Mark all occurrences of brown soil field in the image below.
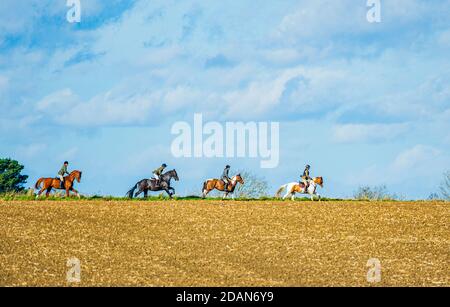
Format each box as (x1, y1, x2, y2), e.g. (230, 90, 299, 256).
(0, 200, 448, 287)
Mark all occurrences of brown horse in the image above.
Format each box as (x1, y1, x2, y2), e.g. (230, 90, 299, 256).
(202, 174, 244, 199)
(276, 177, 324, 201)
(35, 170, 83, 198)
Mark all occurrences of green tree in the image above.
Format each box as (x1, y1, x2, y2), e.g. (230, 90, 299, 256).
(0, 158, 29, 193)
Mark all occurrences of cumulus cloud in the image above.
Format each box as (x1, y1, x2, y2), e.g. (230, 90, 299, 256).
(1, 0, 450, 198)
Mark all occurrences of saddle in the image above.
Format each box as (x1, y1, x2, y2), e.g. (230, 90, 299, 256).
(151, 178, 163, 187)
(299, 181, 311, 191)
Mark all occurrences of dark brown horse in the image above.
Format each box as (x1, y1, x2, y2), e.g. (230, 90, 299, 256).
(35, 170, 83, 198)
(126, 169, 179, 199)
(202, 174, 244, 199)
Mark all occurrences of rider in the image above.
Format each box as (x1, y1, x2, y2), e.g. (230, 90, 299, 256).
(58, 161, 70, 189)
(301, 164, 312, 191)
(152, 163, 167, 186)
(222, 165, 231, 192)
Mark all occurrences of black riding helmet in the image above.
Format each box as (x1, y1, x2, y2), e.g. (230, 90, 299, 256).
(162, 163, 167, 167)
(225, 165, 231, 169)
(64, 161, 69, 165)
(305, 165, 310, 169)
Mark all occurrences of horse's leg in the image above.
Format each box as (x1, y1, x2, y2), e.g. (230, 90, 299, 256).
(202, 189, 209, 198)
(71, 188, 81, 199)
(135, 188, 143, 198)
(164, 188, 172, 198)
(291, 193, 296, 201)
(143, 190, 148, 199)
(46, 188, 52, 197)
(66, 187, 70, 197)
(222, 192, 228, 200)
(310, 190, 317, 201)
(37, 187, 46, 198)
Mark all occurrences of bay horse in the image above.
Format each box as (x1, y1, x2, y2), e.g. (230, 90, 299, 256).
(35, 170, 83, 198)
(276, 177, 324, 201)
(126, 169, 179, 199)
(202, 174, 244, 199)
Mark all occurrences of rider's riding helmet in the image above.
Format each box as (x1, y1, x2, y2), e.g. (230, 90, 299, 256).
(305, 164, 310, 169)
(64, 161, 69, 165)
(162, 163, 167, 167)
(225, 165, 231, 169)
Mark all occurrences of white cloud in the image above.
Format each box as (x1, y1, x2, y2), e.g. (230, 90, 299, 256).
(0, 76, 8, 98)
(36, 88, 79, 112)
(346, 144, 447, 187)
(391, 145, 441, 172)
(437, 29, 450, 47)
(17, 143, 47, 159)
(60, 147, 79, 161)
(333, 123, 409, 144)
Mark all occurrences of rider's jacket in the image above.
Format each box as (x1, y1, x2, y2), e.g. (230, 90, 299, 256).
(302, 168, 311, 180)
(221, 168, 230, 180)
(58, 165, 69, 176)
(153, 166, 166, 176)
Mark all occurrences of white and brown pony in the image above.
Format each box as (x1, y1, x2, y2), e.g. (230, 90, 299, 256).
(202, 174, 244, 199)
(276, 177, 324, 201)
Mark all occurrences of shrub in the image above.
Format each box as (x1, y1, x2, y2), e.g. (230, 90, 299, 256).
(353, 185, 398, 201)
(234, 170, 269, 199)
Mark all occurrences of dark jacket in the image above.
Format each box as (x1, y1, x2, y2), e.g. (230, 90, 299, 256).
(221, 168, 230, 180)
(302, 168, 311, 180)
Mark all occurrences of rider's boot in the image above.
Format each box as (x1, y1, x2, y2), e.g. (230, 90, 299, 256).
(60, 178, 64, 189)
(302, 180, 308, 192)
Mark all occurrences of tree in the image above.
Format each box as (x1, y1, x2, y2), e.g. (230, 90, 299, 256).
(428, 193, 440, 201)
(353, 185, 398, 201)
(0, 158, 28, 193)
(234, 170, 269, 199)
(440, 171, 450, 200)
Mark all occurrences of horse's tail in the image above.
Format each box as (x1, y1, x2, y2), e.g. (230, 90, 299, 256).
(201, 180, 210, 198)
(275, 184, 288, 198)
(126, 184, 138, 199)
(35, 178, 44, 189)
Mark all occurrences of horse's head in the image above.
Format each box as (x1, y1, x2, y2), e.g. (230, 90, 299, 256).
(172, 169, 179, 181)
(71, 170, 82, 183)
(235, 174, 244, 185)
(314, 177, 323, 187)
(164, 169, 179, 181)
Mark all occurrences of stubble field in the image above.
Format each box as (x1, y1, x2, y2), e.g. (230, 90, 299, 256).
(0, 200, 448, 287)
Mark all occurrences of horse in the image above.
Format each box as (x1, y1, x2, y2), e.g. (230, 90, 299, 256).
(126, 169, 179, 199)
(35, 170, 83, 198)
(276, 177, 324, 201)
(202, 174, 245, 199)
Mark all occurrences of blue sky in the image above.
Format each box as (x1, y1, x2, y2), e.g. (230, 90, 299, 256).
(1, 0, 449, 199)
